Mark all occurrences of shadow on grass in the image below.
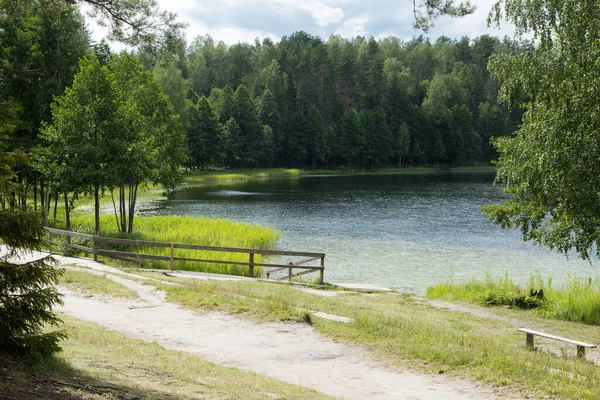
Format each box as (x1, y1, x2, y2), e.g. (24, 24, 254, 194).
(0, 350, 189, 400)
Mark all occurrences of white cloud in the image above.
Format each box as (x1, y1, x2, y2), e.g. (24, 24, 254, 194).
(207, 25, 280, 45)
(335, 15, 368, 38)
(296, 0, 344, 27)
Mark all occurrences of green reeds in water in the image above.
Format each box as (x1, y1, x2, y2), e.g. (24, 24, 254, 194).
(427, 270, 600, 326)
(58, 214, 280, 277)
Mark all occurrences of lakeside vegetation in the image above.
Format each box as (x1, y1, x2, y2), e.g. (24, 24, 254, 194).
(51, 214, 280, 276)
(180, 164, 495, 185)
(428, 271, 600, 326)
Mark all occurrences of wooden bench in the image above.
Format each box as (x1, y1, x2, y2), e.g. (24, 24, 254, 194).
(518, 328, 597, 357)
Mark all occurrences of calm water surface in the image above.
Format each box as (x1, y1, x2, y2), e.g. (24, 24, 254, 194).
(141, 172, 597, 293)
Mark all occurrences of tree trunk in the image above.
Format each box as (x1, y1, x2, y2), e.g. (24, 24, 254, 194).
(94, 184, 100, 261)
(127, 183, 138, 234)
(120, 185, 126, 233)
(33, 176, 37, 211)
(64, 192, 71, 256)
(40, 179, 45, 212)
(53, 194, 58, 220)
(43, 192, 51, 226)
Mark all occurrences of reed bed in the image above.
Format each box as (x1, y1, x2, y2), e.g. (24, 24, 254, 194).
(54, 214, 280, 276)
(427, 270, 600, 326)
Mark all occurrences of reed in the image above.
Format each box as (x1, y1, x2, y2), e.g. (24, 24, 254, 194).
(54, 214, 280, 276)
(427, 270, 600, 325)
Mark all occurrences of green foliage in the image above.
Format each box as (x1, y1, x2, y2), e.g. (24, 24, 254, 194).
(428, 271, 600, 326)
(340, 108, 364, 166)
(180, 32, 524, 170)
(187, 96, 221, 170)
(484, 0, 600, 259)
(40, 55, 122, 234)
(305, 106, 327, 169)
(0, 249, 65, 357)
(40, 53, 185, 234)
(233, 84, 262, 164)
(413, 1, 476, 32)
(82, 0, 184, 49)
(427, 271, 542, 309)
(0, 193, 65, 356)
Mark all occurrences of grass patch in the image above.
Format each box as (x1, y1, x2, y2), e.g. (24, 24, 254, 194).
(0, 315, 333, 399)
(132, 272, 600, 399)
(59, 269, 137, 299)
(51, 214, 280, 277)
(428, 271, 600, 326)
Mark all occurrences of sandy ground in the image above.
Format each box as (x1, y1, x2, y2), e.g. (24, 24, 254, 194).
(12, 250, 517, 400)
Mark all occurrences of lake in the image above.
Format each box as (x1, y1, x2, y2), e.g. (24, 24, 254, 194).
(141, 171, 597, 293)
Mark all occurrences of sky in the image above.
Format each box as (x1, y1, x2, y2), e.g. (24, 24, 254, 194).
(86, 0, 517, 48)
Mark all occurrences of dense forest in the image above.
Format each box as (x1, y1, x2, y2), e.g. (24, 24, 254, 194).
(176, 33, 530, 170)
(1, 2, 532, 186)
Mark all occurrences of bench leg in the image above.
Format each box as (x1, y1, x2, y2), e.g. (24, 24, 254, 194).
(577, 345, 585, 358)
(525, 333, 535, 350)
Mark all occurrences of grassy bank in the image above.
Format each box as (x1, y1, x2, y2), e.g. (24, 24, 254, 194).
(132, 273, 600, 399)
(181, 165, 495, 185)
(0, 316, 332, 400)
(52, 214, 280, 276)
(427, 271, 600, 326)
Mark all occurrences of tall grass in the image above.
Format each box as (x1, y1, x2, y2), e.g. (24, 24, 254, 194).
(53, 214, 280, 276)
(427, 270, 600, 325)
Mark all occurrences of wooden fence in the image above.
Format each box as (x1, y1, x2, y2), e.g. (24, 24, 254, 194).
(45, 227, 325, 284)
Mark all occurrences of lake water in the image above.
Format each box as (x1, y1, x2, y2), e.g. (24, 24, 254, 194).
(141, 172, 597, 293)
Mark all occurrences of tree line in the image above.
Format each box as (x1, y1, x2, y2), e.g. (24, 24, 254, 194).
(153, 32, 530, 170)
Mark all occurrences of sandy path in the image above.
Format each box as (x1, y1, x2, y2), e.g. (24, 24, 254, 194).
(17, 250, 512, 399)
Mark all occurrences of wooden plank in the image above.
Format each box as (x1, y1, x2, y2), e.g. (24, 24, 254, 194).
(169, 243, 175, 271)
(292, 256, 320, 266)
(171, 257, 324, 270)
(265, 265, 293, 274)
(45, 228, 94, 240)
(273, 269, 318, 281)
(319, 256, 325, 285)
(45, 227, 324, 258)
(95, 249, 171, 262)
(518, 328, 596, 348)
(173, 242, 324, 257)
(69, 243, 93, 253)
(249, 253, 254, 278)
(45, 228, 171, 248)
(291, 269, 319, 278)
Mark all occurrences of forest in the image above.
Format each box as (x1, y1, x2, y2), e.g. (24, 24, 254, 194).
(1, 2, 533, 186)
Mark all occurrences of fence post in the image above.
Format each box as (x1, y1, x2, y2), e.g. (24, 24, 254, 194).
(249, 253, 254, 278)
(289, 266, 292, 282)
(170, 243, 175, 271)
(65, 231, 72, 256)
(320, 256, 325, 285)
(93, 236, 98, 262)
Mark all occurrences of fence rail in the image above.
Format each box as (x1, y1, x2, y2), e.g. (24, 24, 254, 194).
(45, 227, 325, 284)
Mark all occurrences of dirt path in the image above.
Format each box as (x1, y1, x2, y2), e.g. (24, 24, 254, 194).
(20, 251, 513, 400)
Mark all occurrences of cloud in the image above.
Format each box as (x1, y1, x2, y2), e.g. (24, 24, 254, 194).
(296, 1, 344, 27)
(335, 15, 368, 38)
(84, 0, 518, 50)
